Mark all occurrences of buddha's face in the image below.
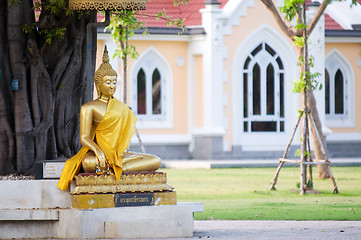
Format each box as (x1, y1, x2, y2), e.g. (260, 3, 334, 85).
(99, 75, 117, 97)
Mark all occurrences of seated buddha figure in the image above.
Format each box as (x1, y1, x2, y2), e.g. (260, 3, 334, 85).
(57, 46, 161, 191)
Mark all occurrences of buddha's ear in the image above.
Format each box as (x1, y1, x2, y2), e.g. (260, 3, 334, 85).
(96, 85, 101, 98)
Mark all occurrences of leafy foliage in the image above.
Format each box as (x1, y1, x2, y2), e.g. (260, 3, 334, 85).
(42, 28, 67, 44)
(43, 0, 73, 16)
(279, 1, 322, 94)
(281, 0, 358, 94)
(107, 10, 144, 60)
(280, 0, 304, 22)
(173, 0, 190, 6)
(293, 36, 304, 47)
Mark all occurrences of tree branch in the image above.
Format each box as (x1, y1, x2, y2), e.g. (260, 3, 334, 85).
(260, 0, 300, 38)
(307, 0, 328, 35)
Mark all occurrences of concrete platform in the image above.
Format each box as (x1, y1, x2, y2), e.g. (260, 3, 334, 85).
(0, 179, 203, 239)
(0, 179, 71, 209)
(0, 203, 203, 239)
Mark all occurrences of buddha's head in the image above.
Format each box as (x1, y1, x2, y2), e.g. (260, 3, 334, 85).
(94, 46, 118, 98)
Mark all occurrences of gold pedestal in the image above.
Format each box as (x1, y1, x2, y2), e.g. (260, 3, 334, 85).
(72, 172, 174, 194)
(71, 191, 177, 209)
(70, 172, 176, 209)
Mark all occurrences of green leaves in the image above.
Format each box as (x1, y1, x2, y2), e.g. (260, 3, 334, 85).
(173, 0, 190, 6)
(281, 0, 328, 95)
(114, 46, 139, 60)
(42, 27, 67, 44)
(8, 0, 20, 6)
(292, 68, 322, 94)
(293, 36, 304, 47)
(22, 24, 66, 45)
(107, 10, 144, 60)
(22, 24, 36, 34)
(44, 0, 73, 16)
(152, 8, 186, 28)
(33, 0, 41, 11)
(280, 0, 305, 22)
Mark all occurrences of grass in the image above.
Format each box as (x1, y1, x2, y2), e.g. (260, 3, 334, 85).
(163, 167, 361, 220)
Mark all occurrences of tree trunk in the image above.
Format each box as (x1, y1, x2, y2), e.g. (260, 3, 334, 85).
(7, 0, 35, 173)
(306, 90, 330, 178)
(0, 1, 95, 175)
(0, 1, 15, 174)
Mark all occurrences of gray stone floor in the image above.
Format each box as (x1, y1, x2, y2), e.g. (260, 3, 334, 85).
(29, 220, 361, 239)
(164, 220, 361, 240)
(162, 158, 361, 169)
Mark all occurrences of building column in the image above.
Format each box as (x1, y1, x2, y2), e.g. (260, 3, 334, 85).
(191, 0, 225, 159)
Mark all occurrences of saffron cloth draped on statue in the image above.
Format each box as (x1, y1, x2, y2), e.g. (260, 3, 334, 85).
(57, 98, 137, 191)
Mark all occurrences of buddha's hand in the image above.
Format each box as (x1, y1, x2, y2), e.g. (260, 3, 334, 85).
(95, 150, 107, 168)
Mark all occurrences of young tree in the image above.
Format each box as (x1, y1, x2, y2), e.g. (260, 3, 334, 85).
(261, 0, 358, 179)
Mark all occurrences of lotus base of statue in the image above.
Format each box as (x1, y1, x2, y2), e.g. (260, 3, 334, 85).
(70, 172, 176, 209)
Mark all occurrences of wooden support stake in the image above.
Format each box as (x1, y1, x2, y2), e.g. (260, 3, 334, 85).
(306, 121, 313, 189)
(309, 114, 338, 193)
(270, 114, 302, 190)
(135, 127, 145, 153)
(328, 164, 339, 194)
(279, 158, 300, 163)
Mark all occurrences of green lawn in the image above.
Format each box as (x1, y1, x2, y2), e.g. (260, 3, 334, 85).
(163, 167, 361, 220)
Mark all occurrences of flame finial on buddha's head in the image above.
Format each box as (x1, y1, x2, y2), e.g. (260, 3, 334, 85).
(94, 46, 117, 96)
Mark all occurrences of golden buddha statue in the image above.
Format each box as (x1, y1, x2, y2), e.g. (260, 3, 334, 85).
(57, 46, 161, 191)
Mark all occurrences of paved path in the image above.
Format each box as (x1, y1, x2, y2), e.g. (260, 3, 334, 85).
(162, 158, 361, 169)
(166, 220, 361, 239)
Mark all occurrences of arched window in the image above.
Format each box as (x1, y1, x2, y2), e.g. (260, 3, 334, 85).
(325, 68, 346, 115)
(152, 68, 161, 115)
(137, 68, 146, 114)
(132, 48, 173, 129)
(325, 50, 354, 127)
(136, 68, 162, 116)
(242, 43, 285, 132)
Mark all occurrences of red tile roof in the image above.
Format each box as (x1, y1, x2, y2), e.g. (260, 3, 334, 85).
(97, 0, 347, 30)
(324, 13, 343, 30)
(138, 0, 228, 27)
(97, 0, 228, 27)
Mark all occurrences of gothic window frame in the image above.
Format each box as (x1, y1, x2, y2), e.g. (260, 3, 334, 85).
(232, 25, 298, 150)
(242, 42, 285, 133)
(325, 49, 354, 128)
(131, 47, 173, 129)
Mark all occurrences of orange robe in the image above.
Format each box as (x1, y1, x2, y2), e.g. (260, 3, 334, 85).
(57, 98, 137, 191)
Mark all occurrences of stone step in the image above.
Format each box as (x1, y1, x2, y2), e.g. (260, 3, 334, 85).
(0, 209, 59, 221)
